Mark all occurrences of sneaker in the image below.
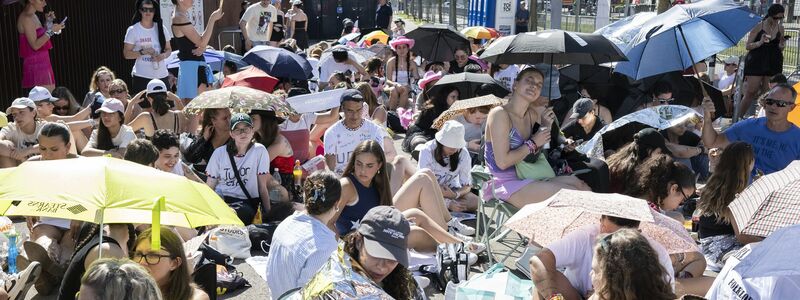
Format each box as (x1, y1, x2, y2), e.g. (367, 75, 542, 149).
(464, 241, 486, 254)
(451, 231, 473, 242)
(23, 241, 62, 295)
(4, 261, 41, 300)
(413, 275, 430, 289)
(467, 252, 478, 266)
(448, 218, 475, 236)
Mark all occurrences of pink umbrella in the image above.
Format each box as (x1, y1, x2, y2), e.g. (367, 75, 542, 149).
(505, 189, 698, 254)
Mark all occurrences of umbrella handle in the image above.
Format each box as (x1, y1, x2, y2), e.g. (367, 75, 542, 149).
(152, 197, 166, 250)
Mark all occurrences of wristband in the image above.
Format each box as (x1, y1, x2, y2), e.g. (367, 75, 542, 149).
(524, 140, 537, 154)
(46, 30, 55, 37)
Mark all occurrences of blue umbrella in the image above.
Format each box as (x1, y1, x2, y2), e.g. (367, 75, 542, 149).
(166, 50, 225, 72)
(242, 45, 313, 81)
(220, 51, 249, 71)
(594, 12, 657, 54)
(613, 0, 760, 80)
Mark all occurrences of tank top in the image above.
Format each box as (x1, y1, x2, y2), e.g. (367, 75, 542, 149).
(19, 27, 52, 58)
(698, 214, 735, 239)
(294, 21, 306, 28)
(394, 58, 412, 86)
(172, 23, 203, 61)
(150, 112, 180, 132)
(275, 14, 284, 25)
(336, 175, 380, 236)
(58, 235, 121, 300)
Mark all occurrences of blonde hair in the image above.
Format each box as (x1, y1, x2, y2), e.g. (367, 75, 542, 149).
(89, 66, 116, 92)
(81, 258, 163, 300)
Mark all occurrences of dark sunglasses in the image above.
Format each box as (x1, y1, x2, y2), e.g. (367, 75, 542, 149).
(764, 98, 793, 108)
(140, 7, 155, 13)
(54, 105, 70, 111)
(110, 89, 127, 94)
(656, 97, 675, 104)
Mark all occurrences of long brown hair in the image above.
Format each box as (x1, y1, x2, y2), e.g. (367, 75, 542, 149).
(356, 82, 380, 117)
(134, 228, 197, 300)
(698, 142, 754, 222)
(341, 140, 392, 206)
(342, 232, 417, 299)
(593, 229, 676, 300)
(250, 110, 280, 148)
(628, 154, 695, 207)
(200, 108, 228, 140)
(607, 138, 665, 192)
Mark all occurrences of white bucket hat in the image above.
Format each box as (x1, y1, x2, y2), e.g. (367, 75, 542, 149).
(435, 120, 466, 149)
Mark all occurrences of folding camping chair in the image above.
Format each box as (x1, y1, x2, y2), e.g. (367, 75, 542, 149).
(471, 165, 527, 266)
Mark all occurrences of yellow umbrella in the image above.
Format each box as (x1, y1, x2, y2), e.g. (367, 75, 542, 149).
(461, 26, 497, 40)
(360, 30, 390, 46)
(0, 157, 243, 249)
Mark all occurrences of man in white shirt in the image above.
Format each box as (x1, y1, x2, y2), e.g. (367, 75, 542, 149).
(240, 0, 278, 51)
(530, 215, 675, 300)
(324, 89, 396, 175)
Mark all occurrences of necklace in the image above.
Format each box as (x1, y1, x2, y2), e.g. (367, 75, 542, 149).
(345, 120, 364, 131)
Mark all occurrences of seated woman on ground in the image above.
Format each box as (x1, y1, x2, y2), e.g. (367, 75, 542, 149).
(417, 121, 480, 212)
(607, 128, 671, 194)
(403, 86, 460, 153)
(81, 99, 138, 158)
(29, 87, 92, 152)
(132, 228, 210, 300)
(126, 79, 189, 134)
(453, 104, 490, 164)
(286, 206, 424, 299)
(0, 98, 46, 167)
(266, 171, 342, 297)
(588, 229, 677, 300)
(562, 85, 612, 125)
(58, 223, 134, 300)
(183, 108, 231, 180)
(697, 142, 763, 271)
(250, 109, 292, 201)
(334, 140, 485, 254)
(530, 216, 675, 300)
(78, 258, 163, 300)
(662, 120, 710, 182)
(151, 129, 202, 182)
(51, 87, 83, 116)
(484, 67, 589, 209)
(355, 81, 388, 128)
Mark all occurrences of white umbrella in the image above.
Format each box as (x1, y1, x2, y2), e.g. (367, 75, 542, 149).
(729, 161, 800, 235)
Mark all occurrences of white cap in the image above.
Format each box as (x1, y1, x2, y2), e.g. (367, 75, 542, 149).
(96, 98, 125, 114)
(724, 56, 739, 65)
(6, 98, 36, 114)
(435, 120, 467, 149)
(146, 79, 168, 95)
(28, 86, 58, 102)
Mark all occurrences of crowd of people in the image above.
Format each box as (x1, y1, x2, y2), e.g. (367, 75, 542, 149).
(2, 0, 799, 299)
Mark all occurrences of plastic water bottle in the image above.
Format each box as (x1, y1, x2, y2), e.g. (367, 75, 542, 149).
(269, 168, 282, 202)
(8, 228, 18, 274)
(292, 160, 303, 188)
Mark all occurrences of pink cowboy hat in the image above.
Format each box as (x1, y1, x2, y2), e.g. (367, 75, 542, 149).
(389, 36, 416, 50)
(418, 71, 443, 90)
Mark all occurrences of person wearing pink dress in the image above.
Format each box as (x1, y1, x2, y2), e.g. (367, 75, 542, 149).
(17, 0, 65, 91)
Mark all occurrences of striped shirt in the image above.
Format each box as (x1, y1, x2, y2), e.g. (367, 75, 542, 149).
(266, 212, 338, 298)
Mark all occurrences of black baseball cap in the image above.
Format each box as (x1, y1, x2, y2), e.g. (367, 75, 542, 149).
(357, 206, 410, 267)
(635, 128, 672, 156)
(340, 89, 364, 103)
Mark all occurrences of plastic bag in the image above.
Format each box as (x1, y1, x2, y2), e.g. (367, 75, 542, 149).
(207, 226, 251, 259)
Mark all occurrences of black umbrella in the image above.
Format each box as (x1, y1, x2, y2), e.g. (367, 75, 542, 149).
(559, 64, 613, 84)
(429, 73, 510, 99)
(479, 30, 627, 65)
(242, 45, 313, 81)
(405, 24, 471, 62)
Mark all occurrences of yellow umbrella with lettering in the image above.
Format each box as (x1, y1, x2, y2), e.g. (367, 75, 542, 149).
(0, 157, 243, 249)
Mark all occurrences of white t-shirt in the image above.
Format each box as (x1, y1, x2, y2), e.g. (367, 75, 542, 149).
(417, 140, 472, 189)
(241, 3, 278, 42)
(279, 113, 317, 131)
(717, 72, 736, 90)
(323, 120, 386, 175)
(319, 62, 357, 85)
(266, 212, 338, 298)
(88, 125, 137, 149)
(307, 57, 320, 92)
(494, 64, 520, 91)
(124, 22, 172, 79)
(547, 224, 675, 297)
(206, 143, 270, 199)
(0, 121, 45, 152)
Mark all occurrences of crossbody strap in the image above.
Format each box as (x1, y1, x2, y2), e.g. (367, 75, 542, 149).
(227, 151, 254, 199)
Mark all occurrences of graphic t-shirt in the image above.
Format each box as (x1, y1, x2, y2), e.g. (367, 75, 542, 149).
(206, 143, 270, 199)
(0, 121, 45, 157)
(724, 117, 800, 175)
(417, 139, 472, 189)
(324, 120, 386, 175)
(493, 64, 520, 91)
(241, 3, 278, 42)
(124, 22, 172, 79)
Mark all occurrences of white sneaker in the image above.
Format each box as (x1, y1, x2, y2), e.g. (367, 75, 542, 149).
(464, 241, 487, 254)
(413, 275, 431, 289)
(467, 252, 478, 266)
(4, 261, 40, 300)
(448, 217, 475, 236)
(452, 231, 474, 242)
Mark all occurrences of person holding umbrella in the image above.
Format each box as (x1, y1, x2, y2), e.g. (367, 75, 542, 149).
(402, 86, 460, 154)
(484, 67, 590, 208)
(530, 215, 674, 300)
(184, 108, 232, 180)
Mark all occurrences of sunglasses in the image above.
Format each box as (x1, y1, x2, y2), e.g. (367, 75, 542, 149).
(725, 63, 737, 66)
(132, 252, 173, 265)
(140, 7, 155, 13)
(656, 97, 674, 104)
(110, 89, 127, 94)
(54, 105, 70, 111)
(764, 98, 793, 108)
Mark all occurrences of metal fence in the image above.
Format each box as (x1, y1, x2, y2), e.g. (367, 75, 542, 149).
(397, 0, 471, 29)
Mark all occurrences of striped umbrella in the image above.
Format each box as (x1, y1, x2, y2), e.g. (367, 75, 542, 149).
(739, 179, 800, 237)
(729, 161, 800, 237)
